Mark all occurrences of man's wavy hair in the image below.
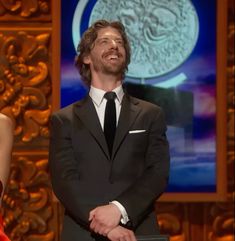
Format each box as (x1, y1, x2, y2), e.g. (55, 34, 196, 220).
(75, 20, 131, 87)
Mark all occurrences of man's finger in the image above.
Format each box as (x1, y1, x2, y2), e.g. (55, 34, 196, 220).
(99, 227, 111, 236)
(129, 230, 137, 241)
(89, 209, 96, 221)
(89, 219, 96, 230)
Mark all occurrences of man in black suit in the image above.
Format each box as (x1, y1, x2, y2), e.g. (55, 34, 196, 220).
(49, 20, 170, 241)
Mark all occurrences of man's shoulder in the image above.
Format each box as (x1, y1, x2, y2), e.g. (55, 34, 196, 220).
(52, 103, 74, 118)
(51, 96, 88, 119)
(128, 95, 162, 112)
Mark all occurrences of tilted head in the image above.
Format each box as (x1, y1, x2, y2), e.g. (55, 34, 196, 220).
(75, 19, 131, 86)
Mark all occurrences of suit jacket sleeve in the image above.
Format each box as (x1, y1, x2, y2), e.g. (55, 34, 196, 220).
(115, 107, 170, 228)
(49, 112, 90, 227)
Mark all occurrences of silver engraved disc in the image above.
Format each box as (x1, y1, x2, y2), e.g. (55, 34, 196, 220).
(89, 0, 199, 78)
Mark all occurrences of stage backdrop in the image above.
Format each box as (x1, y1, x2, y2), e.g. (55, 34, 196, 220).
(59, 0, 227, 200)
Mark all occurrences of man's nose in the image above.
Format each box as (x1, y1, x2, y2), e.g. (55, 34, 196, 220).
(110, 39, 118, 49)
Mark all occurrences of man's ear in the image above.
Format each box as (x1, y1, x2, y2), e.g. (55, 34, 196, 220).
(83, 55, 90, 64)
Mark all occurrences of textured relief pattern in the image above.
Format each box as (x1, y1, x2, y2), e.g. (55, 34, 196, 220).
(208, 0, 234, 240)
(157, 203, 186, 241)
(208, 202, 234, 241)
(0, 0, 50, 18)
(89, 0, 199, 78)
(0, 1, 234, 241)
(0, 31, 51, 143)
(2, 155, 54, 241)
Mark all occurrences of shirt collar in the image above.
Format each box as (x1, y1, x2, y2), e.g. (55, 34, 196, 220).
(89, 85, 124, 107)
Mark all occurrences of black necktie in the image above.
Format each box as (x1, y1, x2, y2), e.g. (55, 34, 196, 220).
(104, 91, 116, 155)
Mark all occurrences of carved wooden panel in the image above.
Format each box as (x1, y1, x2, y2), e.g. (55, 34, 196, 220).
(0, 0, 234, 240)
(208, 202, 234, 241)
(156, 203, 187, 241)
(2, 152, 56, 241)
(0, 30, 51, 145)
(0, 0, 51, 21)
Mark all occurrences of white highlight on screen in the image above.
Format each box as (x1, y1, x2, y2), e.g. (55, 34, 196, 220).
(154, 73, 187, 88)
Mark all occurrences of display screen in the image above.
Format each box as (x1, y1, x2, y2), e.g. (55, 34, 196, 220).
(60, 0, 217, 193)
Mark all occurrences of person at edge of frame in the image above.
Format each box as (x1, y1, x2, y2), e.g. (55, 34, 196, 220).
(49, 19, 170, 241)
(0, 113, 13, 241)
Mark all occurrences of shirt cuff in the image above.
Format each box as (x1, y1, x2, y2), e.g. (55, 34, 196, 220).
(110, 200, 130, 224)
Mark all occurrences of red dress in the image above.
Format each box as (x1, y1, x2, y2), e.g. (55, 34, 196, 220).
(0, 215, 10, 241)
(0, 182, 10, 241)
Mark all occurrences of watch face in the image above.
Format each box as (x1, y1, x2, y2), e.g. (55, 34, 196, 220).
(73, 0, 199, 79)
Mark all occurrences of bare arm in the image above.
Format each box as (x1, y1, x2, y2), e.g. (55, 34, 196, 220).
(0, 114, 13, 204)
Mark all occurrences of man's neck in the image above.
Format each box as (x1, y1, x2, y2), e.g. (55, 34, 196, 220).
(91, 72, 123, 91)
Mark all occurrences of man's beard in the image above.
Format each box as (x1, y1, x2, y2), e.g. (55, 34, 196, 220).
(99, 61, 126, 76)
(93, 51, 126, 76)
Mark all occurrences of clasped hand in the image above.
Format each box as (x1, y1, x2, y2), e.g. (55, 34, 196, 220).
(89, 203, 121, 235)
(89, 204, 136, 241)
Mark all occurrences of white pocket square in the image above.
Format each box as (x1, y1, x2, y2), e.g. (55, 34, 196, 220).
(129, 130, 146, 134)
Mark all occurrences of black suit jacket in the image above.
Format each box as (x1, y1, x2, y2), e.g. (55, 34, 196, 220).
(49, 94, 170, 240)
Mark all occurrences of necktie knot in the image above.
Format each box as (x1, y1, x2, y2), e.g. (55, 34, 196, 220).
(104, 91, 116, 101)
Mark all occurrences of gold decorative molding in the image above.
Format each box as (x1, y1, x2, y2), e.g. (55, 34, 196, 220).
(156, 203, 186, 241)
(0, 0, 50, 19)
(0, 0, 233, 240)
(2, 154, 54, 241)
(208, 203, 234, 241)
(208, 0, 235, 241)
(208, 0, 234, 240)
(0, 31, 51, 143)
(159, 213, 186, 241)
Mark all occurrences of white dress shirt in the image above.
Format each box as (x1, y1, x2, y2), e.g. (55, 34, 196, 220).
(89, 85, 129, 224)
(89, 85, 124, 128)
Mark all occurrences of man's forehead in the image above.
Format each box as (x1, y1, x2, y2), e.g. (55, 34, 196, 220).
(97, 27, 122, 39)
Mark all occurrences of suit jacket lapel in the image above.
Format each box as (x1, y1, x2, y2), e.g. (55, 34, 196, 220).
(112, 94, 141, 159)
(73, 96, 109, 159)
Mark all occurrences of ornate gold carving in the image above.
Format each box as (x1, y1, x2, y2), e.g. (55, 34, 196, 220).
(0, 1, 233, 241)
(156, 203, 186, 241)
(0, 0, 50, 18)
(208, 203, 234, 241)
(159, 213, 186, 241)
(0, 31, 51, 143)
(1, 155, 54, 240)
(208, 0, 235, 240)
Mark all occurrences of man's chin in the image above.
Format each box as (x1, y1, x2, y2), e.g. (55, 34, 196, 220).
(102, 64, 125, 76)
(103, 68, 124, 76)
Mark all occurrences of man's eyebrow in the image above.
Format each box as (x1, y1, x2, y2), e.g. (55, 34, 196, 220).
(97, 37, 123, 41)
(115, 38, 124, 41)
(97, 37, 109, 41)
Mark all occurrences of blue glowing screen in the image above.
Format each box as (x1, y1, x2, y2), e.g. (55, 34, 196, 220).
(60, 0, 217, 193)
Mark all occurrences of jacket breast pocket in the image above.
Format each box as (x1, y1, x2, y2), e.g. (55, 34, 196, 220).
(125, 131, 148, 152)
